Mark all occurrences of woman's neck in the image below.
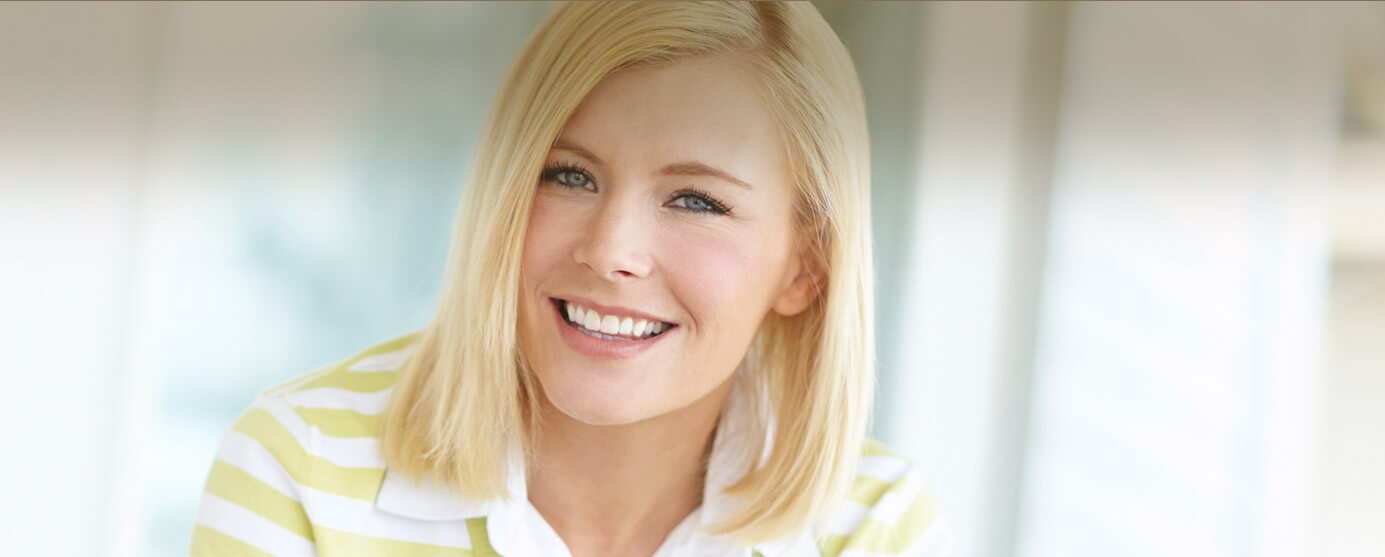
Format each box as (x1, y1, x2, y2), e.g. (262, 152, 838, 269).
(526, 378, 734, 557)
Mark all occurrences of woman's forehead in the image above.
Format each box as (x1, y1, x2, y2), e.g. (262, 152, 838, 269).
(551, 55, 788, 187)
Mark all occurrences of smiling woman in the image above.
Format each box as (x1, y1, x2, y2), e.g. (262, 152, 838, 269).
(190, 2, 951, 556)
(518, 54, 815, 431)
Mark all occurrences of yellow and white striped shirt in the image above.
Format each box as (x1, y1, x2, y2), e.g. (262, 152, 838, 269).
(190, 332, 953, 556)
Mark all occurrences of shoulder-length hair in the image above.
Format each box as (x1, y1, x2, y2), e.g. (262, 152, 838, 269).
(381, 1, 873, 543)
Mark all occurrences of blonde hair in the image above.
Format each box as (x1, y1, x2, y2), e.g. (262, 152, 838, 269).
(381, 1, 873, 543)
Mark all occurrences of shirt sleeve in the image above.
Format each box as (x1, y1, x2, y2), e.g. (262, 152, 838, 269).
(819, 448, 955, 557)
(189, 396, 318, 556)
(868, 469, 954, 557)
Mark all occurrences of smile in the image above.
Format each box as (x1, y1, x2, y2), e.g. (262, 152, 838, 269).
(551, 298, 674, 341)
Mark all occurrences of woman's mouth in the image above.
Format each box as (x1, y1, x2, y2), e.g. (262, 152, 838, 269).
(552, 298, 674, 341)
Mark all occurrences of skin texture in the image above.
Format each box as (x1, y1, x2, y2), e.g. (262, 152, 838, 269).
(515, 54, 820, 556)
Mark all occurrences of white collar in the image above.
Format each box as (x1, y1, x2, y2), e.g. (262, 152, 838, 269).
(374, 379, 819, 556)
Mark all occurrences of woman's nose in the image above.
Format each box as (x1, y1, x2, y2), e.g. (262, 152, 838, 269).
(571, 195, 654, 281)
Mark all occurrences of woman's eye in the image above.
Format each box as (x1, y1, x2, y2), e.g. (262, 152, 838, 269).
(560, 170, 592, 189)
(669, 192, 730, 215)
(543, 167, 595, 190)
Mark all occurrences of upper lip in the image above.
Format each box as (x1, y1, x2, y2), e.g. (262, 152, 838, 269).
(553, 295, 676, 325)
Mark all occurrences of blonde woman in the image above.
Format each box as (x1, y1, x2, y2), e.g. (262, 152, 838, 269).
(191, 2, 951, 556)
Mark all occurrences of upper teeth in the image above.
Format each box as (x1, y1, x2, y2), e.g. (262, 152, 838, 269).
(564, 300, 667, 338)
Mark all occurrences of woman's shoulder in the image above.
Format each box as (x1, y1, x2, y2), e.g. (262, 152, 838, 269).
(262, 331, 421, 403)
(815, 438, 955, 557)
(191, 333, 424, 554)
(242, 330, 421, 449)
(217, 330, 421, 460)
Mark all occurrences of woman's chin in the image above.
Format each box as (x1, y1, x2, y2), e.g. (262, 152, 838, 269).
(545, 394, 652, 427)
(538, 377, 660, 427)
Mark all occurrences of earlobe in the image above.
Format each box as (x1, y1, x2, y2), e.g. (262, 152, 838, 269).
(771, 256, 825, 317)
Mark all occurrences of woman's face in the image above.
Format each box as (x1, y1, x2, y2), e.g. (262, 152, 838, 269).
(517, 55, 817, 426)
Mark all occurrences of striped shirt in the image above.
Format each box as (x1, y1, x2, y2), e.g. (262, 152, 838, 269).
(190, 332, 954, 556)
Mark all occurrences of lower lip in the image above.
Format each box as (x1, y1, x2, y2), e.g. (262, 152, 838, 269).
(551, 299, 671, 360)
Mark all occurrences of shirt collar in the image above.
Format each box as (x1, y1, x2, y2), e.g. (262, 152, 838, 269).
(374, 378, 818, 556)
(375, 442, 533, 555)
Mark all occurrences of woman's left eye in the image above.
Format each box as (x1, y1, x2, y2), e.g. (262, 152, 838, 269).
(669, 191, 731, 215)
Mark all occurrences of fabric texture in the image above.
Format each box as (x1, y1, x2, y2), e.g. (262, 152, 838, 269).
(190, 332, 954, 556)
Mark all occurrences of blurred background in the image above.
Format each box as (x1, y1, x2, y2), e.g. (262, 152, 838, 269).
(1, 2, 1382, 556)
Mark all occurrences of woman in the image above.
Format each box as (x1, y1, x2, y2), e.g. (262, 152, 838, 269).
(191, 2, 950, 556)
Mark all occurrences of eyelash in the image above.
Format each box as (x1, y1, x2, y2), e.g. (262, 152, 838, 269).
(539, 162, 733, 216)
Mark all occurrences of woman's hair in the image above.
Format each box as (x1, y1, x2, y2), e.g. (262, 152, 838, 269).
(381, 1, 873, 543)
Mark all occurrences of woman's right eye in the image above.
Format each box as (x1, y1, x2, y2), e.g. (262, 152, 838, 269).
(541, 166, 595, 191)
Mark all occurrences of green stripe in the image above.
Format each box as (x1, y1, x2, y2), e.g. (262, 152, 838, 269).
(263, 365, 337, 398)
(819, 534, 848, 557)
(267, 332, 419, 397)
(315, 525, 474, 556)
(189, 524, 276, 557)
(203, 460, 314, 541)
(861, 438, 897, 458)
(886, 485, 944, 551)
(849, 474, 891, 505)
(822, 471, 945, 556)
(294, 407, 383, 438)
(232, 407, 385, 501)
(345, 331, 423, 365)
(292, 370, 398, 394)
(467, 517, 502, 557)
(840, 488, 943, 554)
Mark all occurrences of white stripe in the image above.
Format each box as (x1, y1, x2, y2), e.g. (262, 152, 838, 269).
(821, 456, 916, 536)
(286, 387, 392, 414)
(300, 484, 475, 550)
(256, 396, 386, 469)
(253, 396, 313, 449)
(195, 493, 316, 557)
(856, 455, 911, 483)
(868, 471, 925, 524)
(347, 346, 417, 372)
(822, 500, 870, 536)
(216, 431, 301, 500)
(837, 516, 949, 557)
(310, 433, 386, 469)
(897, 516, 953, 557)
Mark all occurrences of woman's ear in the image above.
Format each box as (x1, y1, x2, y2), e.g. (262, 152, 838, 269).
(771, 252, 826, 317)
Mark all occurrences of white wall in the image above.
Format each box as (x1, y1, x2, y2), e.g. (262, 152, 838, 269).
(1016, 4, 1340, 556)
(890, 4, 1064, 555)
(889, 3, 1351, 557)
(0, 4, 159, 556)
(1315, 9, 1385, 552)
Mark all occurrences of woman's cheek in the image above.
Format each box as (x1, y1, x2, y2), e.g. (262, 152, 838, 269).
(661, 225, 765, 319)
(523, 195, 572, 267)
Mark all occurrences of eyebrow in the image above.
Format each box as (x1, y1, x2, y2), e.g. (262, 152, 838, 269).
(552, 140, 603, 165)
(550, 139, 754, 191)
(659, 161, 754, 191)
